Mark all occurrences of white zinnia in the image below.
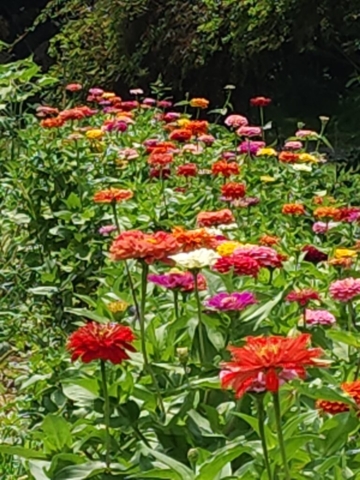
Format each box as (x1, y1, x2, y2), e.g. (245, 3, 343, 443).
(291, 164, 312, 172)
(169, 248, 220, 269)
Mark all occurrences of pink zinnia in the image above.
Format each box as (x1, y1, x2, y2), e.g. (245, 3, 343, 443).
(66, 83, 82, 92)
(204, 291, 257, 312)
(130, 88, 144, 95)
(236, 126, 262, 137)
(234, 246, 284, 269)
(286, 288, 321, 306)
(305, 309, 336, 326)
(237, 141, 265, 155)
(312, 221, 338, 234)
(225, 115, 249, 128)
(295, 130, 318, 139)
(329, 278, 360, 302)
(99, 225, 117, 236)
(198, 134, 215, 145)
(284, 141, 303, 150)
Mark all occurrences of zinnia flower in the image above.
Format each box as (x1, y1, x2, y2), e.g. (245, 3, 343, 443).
(198, 134, 215, 145)
(108, 300, 129, 313)
(225, 115, 249, 128)
(237, 126, 262, 137)
(211, 160, 240, 178)
(282, 203, 306, 216)
(221, 182, 246, 200)
(189, 98, 209, 109)
(129, 88, 144, 95)
(329, 278, 360, 302)
(259, 234, 280, 246)
(295, 129, 318, 139)
(177, 163, 198, 177)
(148, 153, 174, 167)
(67, 322, 135, 364)
(216, 241, 243, 256)
(148, 270, 206, 292)
(286, 288, 321, 306)
(197, 209, 235, 227)
(213, 254, 260, 277)
(185, 120, 209, 135)
(317, 381, 360, 414)
(302, 245, 328, 264)
(149, 167, 171, 179)
(169, 129, 192, 142)
(256, 148, 277, 157)
(312, 221, 338, 234)
(40, 117, 65, 128)
(169, 248, 220, 270)
(334, 248, 357, 259)
(284, 141, 303, 150)
(172, 227, 218, 252)
(66, 83, 82, 92)
(110, 230, 179, 263)
(237, 141, 265, 155)
(93, 188, 133, 203)
(204, 291, 256, 312)
(304, 309, 336, 326)
(336, 207, 360, 223)
(250, 96, 271, 107)
(279, 151, 300, 164)
(99, 225, 117, 236)
(235, 246, 285, 269)
(313, 207, 340, 220)
(220, 334, 326, 398)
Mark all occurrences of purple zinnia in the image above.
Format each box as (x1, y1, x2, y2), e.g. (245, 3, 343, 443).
(237, 140, 265, 155)
(148, 272, 207, 292)
(204, 291, 257, 312)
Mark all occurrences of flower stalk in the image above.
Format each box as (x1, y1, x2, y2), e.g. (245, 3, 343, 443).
(273, 392, 291, 480)
(193, 270, 206, 364)
(100, 360, 111, 469)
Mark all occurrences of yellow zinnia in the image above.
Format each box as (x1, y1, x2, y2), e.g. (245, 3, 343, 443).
(178, 118, 191, 128)
(299, 153, 319, 163)
(217, 241, 243, 257)
(256, 148, 277, 157)
(334, 248, 357, 259)
(108, 300, 129, 313)
(86, 129, 104, 140)
(260, 175, 276, 183)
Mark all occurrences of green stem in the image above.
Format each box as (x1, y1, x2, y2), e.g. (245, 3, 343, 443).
(260, 107, 265, 141)
(173, 290, 180, 321)
(140, 261, 165, 416)
(257, 397, 272, 480)
(100, 360, 111, 469)
(273, 392, 291, 480)
(348, 301, 357, 331)
(111, 203, 141, 321)
(193, 271, 206, 364)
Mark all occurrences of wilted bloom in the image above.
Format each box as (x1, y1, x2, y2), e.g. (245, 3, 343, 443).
(304, 309, 336, 326)
(169, 129, 192, 142)
(312, 221, 338, 234)
(221, 182, 246, 200)
(250, 97, 271, 107)
(66, 83, 82, 92)
(284, 140, 303, 150)
(213, 254, 260, 277)
(220, 334, 326, 397)
(313, 195, 336, 205)
(67, 322, 135, 364)
(211, 160, 239, 178)
(302, 245, 328, 264)
(99, 225, 117, 236)
(282, 203, 306, 216)
(149, 167, 171, 179)
(286, 288, 321, 306)
(197, 209, 235, 227)
(129, 88, 144, 95)
(329, 278, 360, 302)
(237, 126, 262, 137)
(279, 151, 300, 164)
(256, 147, 277, 157)
(232, 197, 260, 208)
(317, 381, 360, 414)
(235, 245, 285, 269)
(295, 129, 318, 139)
(225, 115, 249, 128)
(177, 163, 198, 177)
(169, 248, 220, 270)
(238, 140, 265, 155)
(108, 300, 129, 313)
(259, 234, 280, 246)
(204, 291, 257, 312)
(110, 230, 179, 263)
(93, 188, 133, 203)
(172, 227, 218, 252)
(148, 270, 207, 292)
(189, 98, 209, 109)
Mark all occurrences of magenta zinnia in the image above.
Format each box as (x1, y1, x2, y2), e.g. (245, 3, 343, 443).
(204, 292, 256, 312)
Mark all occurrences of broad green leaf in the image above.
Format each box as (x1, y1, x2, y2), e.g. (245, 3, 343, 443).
(0, 445, 47, 459)
(42, 414, 73, 453)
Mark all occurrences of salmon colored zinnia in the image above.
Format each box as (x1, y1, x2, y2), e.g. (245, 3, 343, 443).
(67, 322, 135, 364)
(172, 226, 218, 252)
(197, 209, 235, 227)
(189, 98, 209, 109)
(220, 334, 326, 398)
(110, 230, 179, 263)
(282, 203, 306, 216)
(93, 188, 133, 203)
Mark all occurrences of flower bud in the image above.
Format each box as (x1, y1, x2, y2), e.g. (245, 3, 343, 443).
(187, 448, 199, 463)
(177, 347, 189, 365)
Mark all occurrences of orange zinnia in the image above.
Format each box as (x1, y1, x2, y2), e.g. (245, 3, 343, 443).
(189, 98, 209, 109)
(313, 206, 340, 219)
(40, 117, 65, 128)
(317, 381, 360, 414)
(282, 203, 306, 215)
(172, 226, 219, 252)
(278, 151, 300, 163)
(221, 182, 246, 200)
(211, 160, 240, 178)
(169, 129, 192, 142)
(221, 334, 326, 398)
(184, 120, 209, 135)
(93, 188, 133, 203)
(259, 234, 280, 246)
(197, 209, 235, 227)
(110, 230, 179, 263)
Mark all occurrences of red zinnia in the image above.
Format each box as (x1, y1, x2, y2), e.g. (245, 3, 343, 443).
(317, 381, 360, 415)
(221, 334, 326, 398)
(221, 182, 246, 200)
(213, 254, 260, 277)
(148, 153, 174, 167)
(110, 230, 179, 263)
(211, 160, 240, 178)
(177, 163, 198, 177)
(93, 188, 133, 203)
(302, 245, 328, 264)
(67, 322, 135, 364)
(279, 151, 300, 164)
(197, 209, 235, 227)
(169, 129, 193, 142)
(286, 288, 320, 306)
(250, 96, 271, 107)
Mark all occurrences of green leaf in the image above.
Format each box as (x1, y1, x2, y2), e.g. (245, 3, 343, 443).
(42, 414, 73, 453)
(129, 469, 183, 479)
(140, 445, 194, 480)
(53, 461, 107, 480)
(326, 330, 360, 348)
(0, 445, 47, 459)
(62, 384, 97, 406)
